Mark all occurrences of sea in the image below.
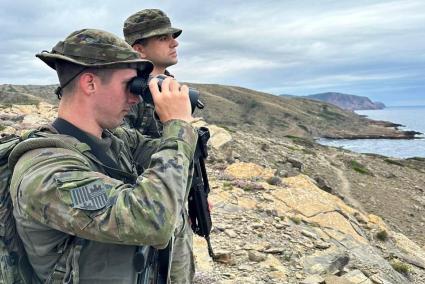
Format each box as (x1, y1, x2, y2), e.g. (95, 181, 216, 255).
(317, 106, 425, 159)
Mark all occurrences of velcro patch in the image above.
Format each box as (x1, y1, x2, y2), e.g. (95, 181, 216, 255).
(70, 180, 108, 210)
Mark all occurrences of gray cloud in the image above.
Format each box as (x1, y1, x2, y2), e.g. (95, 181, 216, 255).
(1, 0, 424, 105)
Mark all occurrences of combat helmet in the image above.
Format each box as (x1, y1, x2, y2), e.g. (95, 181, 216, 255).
(123, 9, 182, 46)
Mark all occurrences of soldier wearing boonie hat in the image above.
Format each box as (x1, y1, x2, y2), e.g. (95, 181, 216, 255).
(10, 28, 196, 283)
(37, 28, 154, 99)
(123, 9, 196, 284)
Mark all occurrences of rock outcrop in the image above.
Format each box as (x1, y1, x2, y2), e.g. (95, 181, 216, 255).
(0, 102, 56, 136)
(193, 162, 425, 283)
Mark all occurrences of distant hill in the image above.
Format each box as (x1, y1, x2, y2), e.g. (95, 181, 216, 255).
(0, 84, 58, 105)
(304, 92, 385, 110)
(1, 83, 410, 139)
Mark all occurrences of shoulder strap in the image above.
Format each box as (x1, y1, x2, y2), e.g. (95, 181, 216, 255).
(52, 118, 119, 169)
(52, 118, 137, 184)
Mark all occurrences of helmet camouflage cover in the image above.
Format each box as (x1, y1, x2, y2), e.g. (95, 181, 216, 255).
(123, 9, 182, 46)
(36, 28, 153, 73)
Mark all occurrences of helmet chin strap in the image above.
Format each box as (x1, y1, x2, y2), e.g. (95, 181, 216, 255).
(55, 67, 86, 100)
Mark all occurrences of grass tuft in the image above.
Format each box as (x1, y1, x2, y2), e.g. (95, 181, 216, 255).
(390, 260, 410, 275)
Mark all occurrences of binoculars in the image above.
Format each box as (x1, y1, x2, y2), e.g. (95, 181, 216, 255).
(128, 74, 204, 113)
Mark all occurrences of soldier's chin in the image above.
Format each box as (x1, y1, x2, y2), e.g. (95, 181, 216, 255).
(168, 59, 178, 66)
(102, 119, 121, 130)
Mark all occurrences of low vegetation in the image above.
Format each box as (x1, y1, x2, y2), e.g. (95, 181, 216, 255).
(222, 181, 233, 190)
(376, 230, 389, 241)
(349, 160, 372, 175)
(390, 260, 410, 275)
(384, 158, 404, 167)
(318, 108, 346, 121)
(289, 216, 302, 225)
(285, 135, 315, 148)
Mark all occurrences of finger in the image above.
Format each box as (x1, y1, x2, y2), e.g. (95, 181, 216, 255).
(161, 77, 172, 95)
(148, 77, 160, 96)
(169, 78, 180, 94)
(180, 84, 189, 97)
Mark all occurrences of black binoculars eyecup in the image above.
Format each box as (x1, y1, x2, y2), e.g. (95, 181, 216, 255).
(128, 75, 204, 113)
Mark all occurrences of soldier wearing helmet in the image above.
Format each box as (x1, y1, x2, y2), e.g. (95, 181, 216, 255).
(123, 10, 195, 284)
(9, 28, 197, 283)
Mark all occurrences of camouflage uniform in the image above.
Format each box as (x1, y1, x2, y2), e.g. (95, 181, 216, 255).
(9, 29, 197, 283)
(123, 10, 195, 284)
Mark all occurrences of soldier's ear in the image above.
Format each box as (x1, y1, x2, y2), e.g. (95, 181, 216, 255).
(133, 44, 148, 59)
(79, 72, 96, 95)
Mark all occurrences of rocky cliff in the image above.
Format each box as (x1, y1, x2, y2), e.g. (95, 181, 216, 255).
(2, 102, 425, 283)
(304, 92, 386, 111)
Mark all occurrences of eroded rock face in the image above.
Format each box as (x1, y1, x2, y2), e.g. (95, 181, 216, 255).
(225, 162, 275, 180)
(0, 102, 57, 135)
(194, 162, 425, 283)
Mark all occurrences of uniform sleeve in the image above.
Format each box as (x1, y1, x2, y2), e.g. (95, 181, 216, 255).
(11, 120, 197, 249)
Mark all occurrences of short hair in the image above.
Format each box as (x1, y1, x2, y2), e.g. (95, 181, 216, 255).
(55, 61, 115, 96)
(133, 37, 149, 47)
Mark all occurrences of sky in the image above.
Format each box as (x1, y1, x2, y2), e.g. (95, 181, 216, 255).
(1, 0, 424, 106)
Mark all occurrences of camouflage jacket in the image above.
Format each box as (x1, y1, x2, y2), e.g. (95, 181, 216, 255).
(124, 101, 161, 137)
(8, 119, 197, 283)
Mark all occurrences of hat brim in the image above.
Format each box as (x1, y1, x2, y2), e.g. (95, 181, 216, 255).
(129, 27, 182, 45)
(36, 52, 153, 74)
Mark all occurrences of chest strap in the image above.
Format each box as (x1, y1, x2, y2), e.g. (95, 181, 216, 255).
(52, 118, 137, 184)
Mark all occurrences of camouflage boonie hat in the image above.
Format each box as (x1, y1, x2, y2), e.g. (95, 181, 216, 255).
(123, 9, 182, 46)
(36, 28, 153, 73)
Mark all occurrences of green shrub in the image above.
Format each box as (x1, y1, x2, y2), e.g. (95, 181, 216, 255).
(289, 216, 301, 224)
(247, 99, 260, 110)
(349, 160, 371, 175)
(390, 260, 409, 274)
(222, 181, 233, 190)
(0, 124, 5, 132)
(376, 230, 388, 241)
(283, 251, 293, 261)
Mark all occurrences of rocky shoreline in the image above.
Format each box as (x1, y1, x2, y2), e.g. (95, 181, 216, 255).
(321, 119, 423, 139)
(321, 130, 422, 140)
